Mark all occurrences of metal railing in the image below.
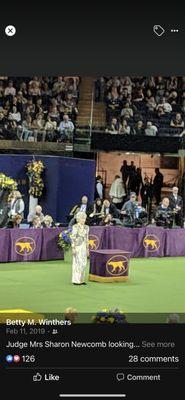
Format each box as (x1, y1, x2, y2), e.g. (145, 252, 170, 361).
(89, 86, 94, 139)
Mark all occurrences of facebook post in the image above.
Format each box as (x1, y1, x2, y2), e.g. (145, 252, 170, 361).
(0, 3, 185, 399)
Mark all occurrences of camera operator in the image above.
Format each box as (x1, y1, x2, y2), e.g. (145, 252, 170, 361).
(168, 186, 183, 227)
(134, 201, 148, 227)
(153, 197, 173, 228)
(120, 192, 139, 227)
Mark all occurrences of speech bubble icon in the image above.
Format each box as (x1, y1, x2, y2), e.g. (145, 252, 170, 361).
(116, 373, 125, 381)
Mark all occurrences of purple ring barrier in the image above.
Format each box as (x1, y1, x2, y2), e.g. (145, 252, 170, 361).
(0, 228, 64, 263)
(0, 226, 184, 263)
(88, 226, 185, 258)
(89, 249, 131, 282)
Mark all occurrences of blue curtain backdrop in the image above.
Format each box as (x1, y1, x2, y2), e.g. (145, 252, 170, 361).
(0, 155, 96, 222)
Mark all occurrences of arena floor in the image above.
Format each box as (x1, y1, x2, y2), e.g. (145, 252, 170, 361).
(0, 254, 185, 322)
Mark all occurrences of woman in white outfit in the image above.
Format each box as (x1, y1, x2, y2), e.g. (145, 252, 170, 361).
(71, 211, 89, 285)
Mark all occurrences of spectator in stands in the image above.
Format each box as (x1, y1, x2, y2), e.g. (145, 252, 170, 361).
(35, 98, 45, 115)
(133, 120, 145, 135)
(157, 106, 165, 118)
(157, 97, 172, 113)
(145, 121, 158, 136)
(8, 106, 21, 124)
(27, 205, 44, 226)
(146, 96, 156, 113)
(121, 102, 133, 119)
(133, 88, 144, 102)
(28, 81, 41, 97)
(32, 113, 46, 141)
(45, 116, 57, 141)
(0, 112, 6, 138)
(170, 113, 184, 128)
(21, 115, 33, 141)
(58, 114, 74, 142)
(120, 119, 130, 135)
(106, 117, 121, 134)
(4, 81, 16, 97)
(168, 90, 178, 105)
(167, 76, 178, 91)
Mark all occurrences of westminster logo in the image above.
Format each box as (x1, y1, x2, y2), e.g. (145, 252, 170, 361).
(143, 234, 160, 252)
(15, 237, 36, 256)
(106, 255, 128, 276)
(88, 235, 100, 251)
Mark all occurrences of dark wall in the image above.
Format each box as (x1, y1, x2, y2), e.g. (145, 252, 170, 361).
(0, 155, 96, 222)
(91, 133, 184, 153)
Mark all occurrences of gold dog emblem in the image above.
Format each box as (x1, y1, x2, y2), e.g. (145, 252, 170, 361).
(143, 234, 160, 252)
(15, 237, 36, 256)
(106, 255, 128, 276)
(88, 235, 100, 251)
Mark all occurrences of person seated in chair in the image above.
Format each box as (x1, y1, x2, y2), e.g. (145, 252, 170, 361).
(153, 197, 173, 228)
(99, 199, 120, 223)
(89, 198, 103, 225)
(42, 215, 55, 228)
(7, 214, 23, 228)
(27, 205, 44, 227)
(31, 215, 42, 228)
(68, 195, 93, 226)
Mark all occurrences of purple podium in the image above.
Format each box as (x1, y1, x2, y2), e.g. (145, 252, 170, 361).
(89, 249, 131, 283)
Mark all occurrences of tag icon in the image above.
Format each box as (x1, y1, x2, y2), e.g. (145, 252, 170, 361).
(153, 25, 165, 37)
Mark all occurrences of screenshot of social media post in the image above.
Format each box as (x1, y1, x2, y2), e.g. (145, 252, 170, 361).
(0, 74, 184, 399)
(0, 4, 185, 399)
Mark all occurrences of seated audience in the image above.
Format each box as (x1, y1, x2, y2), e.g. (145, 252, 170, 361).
(170, 113, 184, 128)
(105, 117, 121, 134)
(68, 195, 93, 226)
(31, 215, 42, 228)
(42, 215, 55, 228)
(153, 197, 173, 228)
(145, 121, 158, 136)
(0, 77, 79, 142)
(120, 120, 131, 135)
(58, 114, 74, 142)
(89, 198, 103, 225)
(27, 205, 44, 226)
(100, 199, 120, 220)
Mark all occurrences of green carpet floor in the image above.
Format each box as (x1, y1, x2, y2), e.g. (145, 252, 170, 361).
(0, 254, 185, 319)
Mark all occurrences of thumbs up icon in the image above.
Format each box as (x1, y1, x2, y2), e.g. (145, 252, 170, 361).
(33, 373, 42, 382)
